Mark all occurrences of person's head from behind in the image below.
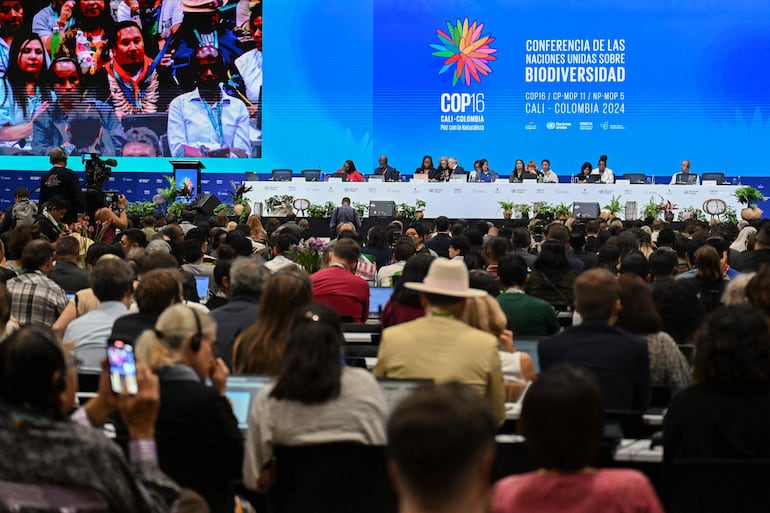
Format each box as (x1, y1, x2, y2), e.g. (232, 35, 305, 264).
(615, 273, 663, 336)
(694, 245, 723, 283)
(0, 325, 75, 420)
(90, 255, 134, 302)
(619, 250, 650, 281)
(21, 239, 55, 273)
(534, 239, 570, 275)
(392, 254, 435, 307)
(393, 240, 416, 262)
(574, 268, 620, 323)
(237, 268, 312, 375)
(330, 238, 361, 271)
(649, 247, 677, 280)
(692, 305, 770, 384)
(387, 383, 496, 511)
(271, 232, 297, 257)
(468, 269, 500, 298)
(135, 304, 216, 380)
(497, 254, 528, 289)
(135, 268, 182, 316)
(54, 235, 80, 262)
(462, 293, 507, 337)
(520, 364, 603, 471)
(484, 236, 508, 264)
(270, 303, 344, 404)
(229, 256, 269, 297)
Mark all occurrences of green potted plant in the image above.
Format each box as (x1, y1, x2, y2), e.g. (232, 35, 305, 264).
(166, 201, 185, 218)
(734, 186, 765, 221)
(553, 202, 571, 221)
(516, 203, 531, 220)
(397, 200, 427, 221)
(353, 202, 369, 218)
(534, 202, 553, 221)
(498, 200, 516, 220)
(643, 196, 662, 219)
(126, 200, 156, 220)
(602, 195, 622, 219)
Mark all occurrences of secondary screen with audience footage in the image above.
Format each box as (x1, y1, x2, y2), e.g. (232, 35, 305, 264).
(8, 1, 262, 158)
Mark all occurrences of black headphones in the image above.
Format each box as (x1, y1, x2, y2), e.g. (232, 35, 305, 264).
(189, 307, 203, 353)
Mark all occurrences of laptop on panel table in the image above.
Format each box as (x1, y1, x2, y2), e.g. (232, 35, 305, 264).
(224, 375, 271, 433)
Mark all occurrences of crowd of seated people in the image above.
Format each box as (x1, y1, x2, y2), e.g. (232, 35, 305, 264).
(2, 189, 770, 511)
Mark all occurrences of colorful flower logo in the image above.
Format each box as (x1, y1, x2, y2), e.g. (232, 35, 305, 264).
(431, 18, 497, 87)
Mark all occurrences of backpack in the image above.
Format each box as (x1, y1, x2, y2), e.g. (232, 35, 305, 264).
(11, 199, 37, 227)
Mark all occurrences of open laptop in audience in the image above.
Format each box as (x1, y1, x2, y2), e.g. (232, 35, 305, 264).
(368, 287, 392, 319)
(377, 378, 433, 413)
(224, 375, 271, 433)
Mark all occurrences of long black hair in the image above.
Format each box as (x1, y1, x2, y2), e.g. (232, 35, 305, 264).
(270, 303, 345, 404)
(0, 325, 69, 420)
(3, 32, 51, 119)
(392, 254, 435, 307)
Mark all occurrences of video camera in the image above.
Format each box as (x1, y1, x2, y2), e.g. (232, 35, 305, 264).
(83, 153, 118, 191)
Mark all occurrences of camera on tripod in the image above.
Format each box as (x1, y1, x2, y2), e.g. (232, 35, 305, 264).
(83, 153, 118, 191)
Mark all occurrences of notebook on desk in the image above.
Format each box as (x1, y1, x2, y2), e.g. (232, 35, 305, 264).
(225, 375, 271, 433)
(377, 378, 433, 413)
(368, 287, 392, 318)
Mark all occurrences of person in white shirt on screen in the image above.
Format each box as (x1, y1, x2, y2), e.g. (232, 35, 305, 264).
(541, 159, 558, 183)
(670, 159, 700, 185)
(167, 45, 250, 158)
(592, 154, 615, 183)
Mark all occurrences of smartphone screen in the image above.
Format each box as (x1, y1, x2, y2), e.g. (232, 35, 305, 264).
(107, 339, 138, 395)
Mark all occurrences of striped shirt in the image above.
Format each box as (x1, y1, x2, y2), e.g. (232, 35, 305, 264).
(7, 272, 68, 327)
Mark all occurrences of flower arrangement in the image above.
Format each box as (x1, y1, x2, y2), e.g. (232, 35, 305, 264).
(659, 198, 678, 212)
(265, 194, 295, 214)
(286, 237, 328, 274)
(69, 218, 112, 267)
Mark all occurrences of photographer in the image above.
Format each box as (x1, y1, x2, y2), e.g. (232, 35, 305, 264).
(85, 189, 128, 244)
(39, 147, 85, 225)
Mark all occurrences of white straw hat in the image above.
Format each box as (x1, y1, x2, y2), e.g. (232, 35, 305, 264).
(405, 258, 486, 298)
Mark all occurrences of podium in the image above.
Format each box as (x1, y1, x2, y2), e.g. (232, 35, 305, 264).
(170, 160, 204, 201)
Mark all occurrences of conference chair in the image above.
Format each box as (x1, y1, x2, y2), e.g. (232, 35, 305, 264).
(328, 172, 348, 182)
(664, 459, 770, 513)
(245, 172, 259, 181)
(267, 443, 397, 513)
(271, 169, 293, 181)
(701, 172, 726, 184)
(622, 173, 647, 184)
(300, 169, 322, 182)
(0, 481, 108, 512)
